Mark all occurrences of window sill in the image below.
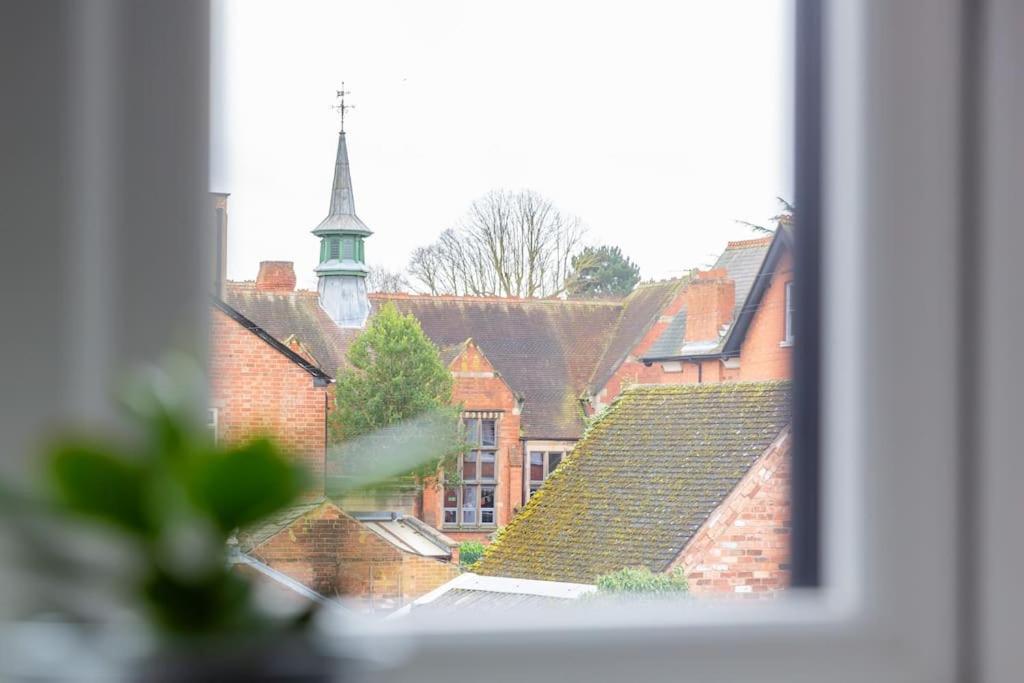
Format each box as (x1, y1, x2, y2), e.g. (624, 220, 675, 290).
(779, 340, 794, 348)
(442, 525, 497, 532)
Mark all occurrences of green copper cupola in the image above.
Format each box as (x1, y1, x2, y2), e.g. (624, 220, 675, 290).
(314, 87, 371, 328)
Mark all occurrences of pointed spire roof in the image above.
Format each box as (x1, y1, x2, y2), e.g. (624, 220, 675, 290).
(312, 131, 372, 237)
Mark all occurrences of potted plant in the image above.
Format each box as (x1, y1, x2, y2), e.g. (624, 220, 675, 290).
(6, 360, 344, 681)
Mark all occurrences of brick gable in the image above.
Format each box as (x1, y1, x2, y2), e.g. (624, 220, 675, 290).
(670, 430, 791, 596)
(247, 502, 460, 612)
(209, 305, 329, 495)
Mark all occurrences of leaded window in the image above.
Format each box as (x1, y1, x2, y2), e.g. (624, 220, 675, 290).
(445, 417, 498, 526)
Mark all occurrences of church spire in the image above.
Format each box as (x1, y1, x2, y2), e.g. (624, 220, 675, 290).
(313, 86, 371, 328)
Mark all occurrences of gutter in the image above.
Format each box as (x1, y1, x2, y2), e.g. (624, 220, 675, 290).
(640, 352, 731, 366)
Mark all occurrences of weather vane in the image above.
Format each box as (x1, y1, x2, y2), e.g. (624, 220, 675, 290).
(331, 83, 355, 133)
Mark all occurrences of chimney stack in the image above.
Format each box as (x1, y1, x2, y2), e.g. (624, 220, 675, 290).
(211, 193, 229, 298)
(683, 268, 735, 343)
(256, 261, 297, 293)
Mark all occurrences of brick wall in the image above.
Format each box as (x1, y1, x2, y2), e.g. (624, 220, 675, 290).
(251, 502, 459, 612)
(670, 430, 791, 597)
(209, 306, 328, 494)
(738, 250, 794, 381)
(422, 342, 523, 533)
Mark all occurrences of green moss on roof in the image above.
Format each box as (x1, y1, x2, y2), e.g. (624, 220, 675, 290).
(475, 381, 792, 584)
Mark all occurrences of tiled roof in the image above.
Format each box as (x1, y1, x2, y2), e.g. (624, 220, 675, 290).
(224, 283, 683, 440)
(371, 294, 622, 440)
(224, 283, 360, 376)
(643, 236, 773, 360)
(474, 381, 792, 583)
(236, 499, 327, 552)
(586, 279, 684, 395)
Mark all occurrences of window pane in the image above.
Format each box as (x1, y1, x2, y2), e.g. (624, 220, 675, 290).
(480, 451, 495, 479)
(463, 451, 478, 480)
(548, 452, 562, 472)
(444, 509, 456, 524)
(480, 486, 494, 524)
(464, 418, 480, 445)
(444, 487, 458, 508)
(462, 484, 478, 525)
(530, 451, 544, 481)
(480, 419, 496, 446)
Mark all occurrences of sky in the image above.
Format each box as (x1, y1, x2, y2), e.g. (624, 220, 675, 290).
(211, 0, 793, 290)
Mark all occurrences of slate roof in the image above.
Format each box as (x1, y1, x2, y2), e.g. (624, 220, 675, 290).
(643, 236, 774, 360)
(371, 294, 622, 440)
(586, 279, 684, 395)
(473, 381, 792, 583)
(224, 283, 360, 376)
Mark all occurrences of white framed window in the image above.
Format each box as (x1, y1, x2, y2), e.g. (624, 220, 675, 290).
(526, 449, 563, 499)
(347, 3, 988, 683)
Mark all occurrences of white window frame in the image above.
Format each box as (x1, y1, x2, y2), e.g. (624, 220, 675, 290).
(350, 3, 1012, 682)
(6, 1, 1019, 680)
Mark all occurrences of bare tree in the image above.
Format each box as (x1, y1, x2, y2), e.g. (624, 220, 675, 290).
(366, 267, 411, 293)
(408, 190, 588, 298)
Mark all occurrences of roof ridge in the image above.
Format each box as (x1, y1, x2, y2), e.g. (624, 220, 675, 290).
(725, 235, 774, 250)
(623, 379, 792, 394)
(369, 292, 622, 307)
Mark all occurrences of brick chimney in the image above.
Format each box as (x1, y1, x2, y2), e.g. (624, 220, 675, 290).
(256, 261, 296, 293)
(211, 192, 229, 298)
(684, 268, 736, 343)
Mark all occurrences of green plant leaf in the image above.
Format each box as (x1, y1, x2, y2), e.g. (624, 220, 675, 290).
(47, 443, 151, 534)
(190, 439, 307, 532)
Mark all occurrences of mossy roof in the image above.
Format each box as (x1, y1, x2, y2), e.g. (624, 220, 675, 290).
(474, 381, 792, 583)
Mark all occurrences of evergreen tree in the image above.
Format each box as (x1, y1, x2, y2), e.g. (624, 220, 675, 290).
(329, 302, 463, 484)
(565, 245, 641, 299)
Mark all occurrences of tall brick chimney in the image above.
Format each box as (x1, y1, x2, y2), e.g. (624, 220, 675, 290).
(256, 261, 297, 293)
(684, 268, 736, 343)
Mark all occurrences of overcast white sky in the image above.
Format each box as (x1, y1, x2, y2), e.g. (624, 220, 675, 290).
(211, 0, 793, 290)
